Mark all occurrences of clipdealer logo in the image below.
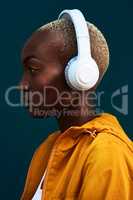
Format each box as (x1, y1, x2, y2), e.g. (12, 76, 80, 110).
(111, 85, 128, 115)
(4, 85, 129, 116)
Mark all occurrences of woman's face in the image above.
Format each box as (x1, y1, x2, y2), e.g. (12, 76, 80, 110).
(19, 29, 72, 117)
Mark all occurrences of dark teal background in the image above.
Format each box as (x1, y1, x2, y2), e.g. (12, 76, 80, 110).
(1, 0, 132, 199)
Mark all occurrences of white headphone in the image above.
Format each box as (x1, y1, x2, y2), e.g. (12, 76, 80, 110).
(58, 9, 99, 91)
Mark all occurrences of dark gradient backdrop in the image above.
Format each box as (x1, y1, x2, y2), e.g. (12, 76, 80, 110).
(0, 0, 132, 199)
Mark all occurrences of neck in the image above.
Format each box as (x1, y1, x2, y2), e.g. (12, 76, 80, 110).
(57, 104, 96, 133)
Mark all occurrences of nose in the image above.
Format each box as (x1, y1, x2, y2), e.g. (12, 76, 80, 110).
(18, 78, 29, 91)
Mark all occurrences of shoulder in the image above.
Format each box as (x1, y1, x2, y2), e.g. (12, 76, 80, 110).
(83, 132, 133, 182)
(85, 132, 126, 170)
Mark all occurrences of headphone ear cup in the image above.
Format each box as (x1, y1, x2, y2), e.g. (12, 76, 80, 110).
(76, 58, 99, 89)
(65, 56, 99, 91)
(65, 56, 78, 89)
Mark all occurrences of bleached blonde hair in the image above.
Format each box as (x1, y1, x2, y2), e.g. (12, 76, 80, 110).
(38, 18, 109, 82)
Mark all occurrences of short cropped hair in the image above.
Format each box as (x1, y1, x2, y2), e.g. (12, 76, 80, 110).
(38, 18, 109, 82)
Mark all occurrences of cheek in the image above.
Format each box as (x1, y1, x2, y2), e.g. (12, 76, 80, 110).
(28, 76, 59, 106)
(29, 74, 51, 92)
(27, 67, 67, 107)
(33, 74, 66, 93)
(31, 67, 62, 87)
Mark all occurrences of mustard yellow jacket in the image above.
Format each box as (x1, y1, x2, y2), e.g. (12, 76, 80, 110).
(20, 113, 133, 200)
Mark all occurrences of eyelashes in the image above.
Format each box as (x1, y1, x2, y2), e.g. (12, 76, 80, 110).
(28, 66, 41, 74)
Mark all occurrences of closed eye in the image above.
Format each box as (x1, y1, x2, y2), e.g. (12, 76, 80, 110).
(22, 57, 42, 75)
(28, 66, 40, 74)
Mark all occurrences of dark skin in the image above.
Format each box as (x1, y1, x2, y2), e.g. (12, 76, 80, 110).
(19, 28, 101, 132)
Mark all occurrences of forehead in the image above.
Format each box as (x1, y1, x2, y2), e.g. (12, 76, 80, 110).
(21, 28, 64, 62)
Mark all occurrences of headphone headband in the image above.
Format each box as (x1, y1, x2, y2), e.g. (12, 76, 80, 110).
(58, 9, 91, 60)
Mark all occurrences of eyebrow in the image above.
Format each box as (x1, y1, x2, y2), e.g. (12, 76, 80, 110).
(22, 55, 38, 64)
